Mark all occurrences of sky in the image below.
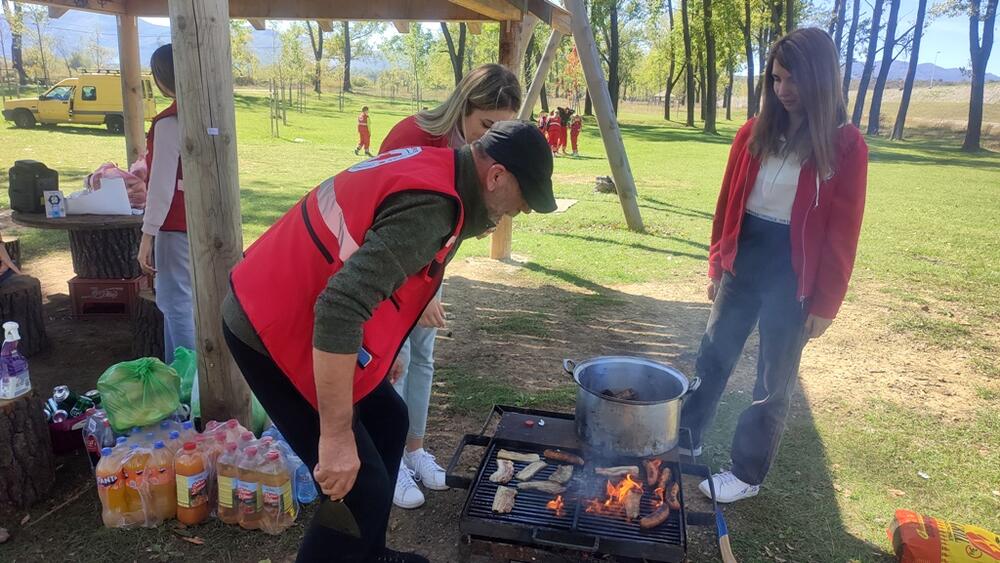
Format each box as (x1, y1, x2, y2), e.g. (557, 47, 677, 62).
(139, 4, 1000, 75)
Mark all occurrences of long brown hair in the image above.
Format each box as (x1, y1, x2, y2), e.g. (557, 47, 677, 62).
(415, 64, 521, 137)
(749, 28, 846, 179)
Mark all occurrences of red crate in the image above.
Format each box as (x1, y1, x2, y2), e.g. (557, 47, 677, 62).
(69, 275, 150, 319)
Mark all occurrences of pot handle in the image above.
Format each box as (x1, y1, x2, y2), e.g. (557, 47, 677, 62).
(682, 376, 702, 399)
(562, 359, 577, 377)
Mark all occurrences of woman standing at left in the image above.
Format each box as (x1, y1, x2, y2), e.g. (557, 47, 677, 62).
(137, 44, 194, 364)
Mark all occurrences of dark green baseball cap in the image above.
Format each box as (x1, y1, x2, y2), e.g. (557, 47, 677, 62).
(478, 120, 557, 213)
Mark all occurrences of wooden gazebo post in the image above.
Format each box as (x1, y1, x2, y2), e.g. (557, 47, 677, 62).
(491, 19, 529, 260)
(167, 0, 252, 426)
(116, 14, 146, 166)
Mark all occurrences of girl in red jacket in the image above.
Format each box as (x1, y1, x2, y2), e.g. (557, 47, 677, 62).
(379, 64, 521, 511)
(355, 106, 372, 157)
(679, 28, 868, 503)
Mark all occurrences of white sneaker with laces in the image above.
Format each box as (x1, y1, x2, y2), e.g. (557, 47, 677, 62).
(404, 448, 449, 491)
(393, 464, 425, 509)
(699, 470, 760, 503)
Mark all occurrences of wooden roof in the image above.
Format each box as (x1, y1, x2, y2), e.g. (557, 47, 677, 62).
(28, 0, 571, 34)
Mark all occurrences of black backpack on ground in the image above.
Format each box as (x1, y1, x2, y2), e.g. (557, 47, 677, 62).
(8, 160, 59, 214)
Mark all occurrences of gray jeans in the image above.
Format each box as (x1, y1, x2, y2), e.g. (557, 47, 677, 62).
(680, 214, 808, 485)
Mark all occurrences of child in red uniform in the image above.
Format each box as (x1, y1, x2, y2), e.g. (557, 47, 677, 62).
(546, 111, 562, 155)
(355, 106, 372, 157)
(570, 114, 582, 156)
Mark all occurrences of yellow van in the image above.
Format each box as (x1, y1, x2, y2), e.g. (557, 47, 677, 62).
(2, 71, 157, 133)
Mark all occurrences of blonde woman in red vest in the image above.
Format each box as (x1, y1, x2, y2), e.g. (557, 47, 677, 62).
(137, 44, 194, 364)
(223, 122, 556, 562)
(378, 63, 521, 510)
(679, 28, 868, 503)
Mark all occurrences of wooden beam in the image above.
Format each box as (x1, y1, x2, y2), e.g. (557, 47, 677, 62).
(490, 20, 524, 261)
(47, 6, 68, 18)
(167, 0, 253, 427)
(517, 29, 562, 120)
(466, 22, 482, 34)
(246, 17, 266, 30)
(393, 21, 410, 34)
(18, 0, 126, 16)
(116, 15, 146, 166)
(564, 0, 644, 232)
(515, 14, 539, 68)
(524, 0, 572, 35)
(317, 19, 334, 32)
(447, 0, 522, 21)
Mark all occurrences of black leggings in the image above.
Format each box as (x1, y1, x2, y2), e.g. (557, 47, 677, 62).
(223, 323, 408, 562)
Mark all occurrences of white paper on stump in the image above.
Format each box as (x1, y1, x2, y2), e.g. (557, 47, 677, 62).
(66, 177, 133, 215)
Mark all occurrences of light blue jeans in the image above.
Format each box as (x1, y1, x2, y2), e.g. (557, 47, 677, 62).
(393, 297, 441, 440)
(155, 231, 196, 364)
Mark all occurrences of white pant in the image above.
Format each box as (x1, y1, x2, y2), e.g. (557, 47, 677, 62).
(154, 231, 195, 364)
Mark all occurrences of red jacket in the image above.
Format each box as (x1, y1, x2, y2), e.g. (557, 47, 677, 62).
(145, 101, 186, 232)
(230, 147, 464, 405)
(380, 115, 450, 153)
(709, 119, 868, 319)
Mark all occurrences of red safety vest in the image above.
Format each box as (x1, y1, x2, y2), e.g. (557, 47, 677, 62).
(230, 147, 465, 406)
(145, 101, 186, 232)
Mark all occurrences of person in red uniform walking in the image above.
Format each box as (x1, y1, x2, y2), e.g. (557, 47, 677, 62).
(378, 63, 521, 510)
(546, 111, 563, 155)
(223, 121, 556, 563)
(558, 109, 569, 155)
(570, 114, 583, 156)
(355, 106, 373, 157)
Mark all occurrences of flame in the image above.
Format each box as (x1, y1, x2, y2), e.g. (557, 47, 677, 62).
(546, 495, 566, 517)
(584, 473, 644, 516)
(653, 486, 666, 508)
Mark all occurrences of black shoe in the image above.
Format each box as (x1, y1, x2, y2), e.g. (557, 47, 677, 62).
(354, 147, 361, 155)
(367, 548, 429, 563)
(365, 151, 374, 157)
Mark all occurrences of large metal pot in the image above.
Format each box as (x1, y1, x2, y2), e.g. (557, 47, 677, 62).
(563, 356, 699, 457)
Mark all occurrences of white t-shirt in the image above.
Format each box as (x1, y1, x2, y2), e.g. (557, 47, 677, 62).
(746, 150, 802, 224)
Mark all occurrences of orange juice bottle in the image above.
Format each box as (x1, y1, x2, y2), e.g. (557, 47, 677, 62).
(122, 445, 151, 520)
(259, 449, 296, 535)
(174, 442, 210, 525)
(96, 447, 128, 528)
(148, 440, 176, 521)
(216, 442, 240, 525)
(236, 446, 262, 530)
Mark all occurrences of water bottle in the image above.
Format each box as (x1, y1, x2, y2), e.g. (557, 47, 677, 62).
(0, 322, 31, 400)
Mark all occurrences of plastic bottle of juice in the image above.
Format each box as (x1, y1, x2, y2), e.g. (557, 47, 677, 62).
(174, 442, 210, 525)
(236, 446, 262, 530)
(216, 442, 240, 525)
(179, 420, 196, 444)
(95, 446, 128, 528)
(166, 430, 181, 453)
(223, 418, 242, 442)
(236, 431, 255, 451)
(122, 445, 151, 514)
(259, 449, 295, 534)
(148, 440, 177, 521)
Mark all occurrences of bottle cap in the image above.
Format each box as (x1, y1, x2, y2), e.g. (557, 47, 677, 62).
(266, 450, 280, 461)
(3, 322, 21, 341)
(160, 421, 172, 429)
(183, 442, 196, 451)
(182, 421, 194, 430)
(245, 446, 258, 456)
(226, 419, 238, 429)
(169, 431, 180, 439)
(116, 437, 127, 445)
(240, 431, 253, 441)
(154, 440, 165, 449)
(101, 447, 112, 456)
(226, 443, 238, 452)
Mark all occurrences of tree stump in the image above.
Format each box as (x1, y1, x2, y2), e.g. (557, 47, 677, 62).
(132, 289, 164, 361)
(0, 275, 48, 357)
(0, 390, 56, 509)
(3, 236, 21, 269)
(68, 227, 142, 279)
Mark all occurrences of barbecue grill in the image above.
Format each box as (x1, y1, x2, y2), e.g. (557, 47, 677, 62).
(446, 405, 724, 562)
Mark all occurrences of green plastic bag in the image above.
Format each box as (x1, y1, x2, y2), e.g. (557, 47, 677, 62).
(97, 357, 181, 433)
(171, 347, 197, 405)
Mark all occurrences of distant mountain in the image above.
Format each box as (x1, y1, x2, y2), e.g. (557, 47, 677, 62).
(844, 59, 999, 83)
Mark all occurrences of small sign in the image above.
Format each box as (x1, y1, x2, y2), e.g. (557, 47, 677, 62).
(44, 190, 66, 218)
(207, 127, 219, 136)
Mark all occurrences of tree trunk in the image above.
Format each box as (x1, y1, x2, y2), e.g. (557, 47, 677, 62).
(541, 84, 549, 113)
(833, 0, 847, 53)
(0, 390, 56, 509)
(891, 0, 927, 140)
(608, 2, 621, 113)
(68, 227, 142, 279)
(742, 0, 756, 118)
(699, 63, 706, 120)
(4, 1, 27, 85)
(702, 0, 717, 133)
(441, 23, 466, 86)
(307, 22, 324, 94)
(851, 0, 884, 127)
(342, 21, 352, 93)
(0, 275, 47, 357)
(754, 25, 767, 115)
(3, 237, 20, 269)
(33, 16, 48, 84)
(962, 0, 997, 152)
(681, 0, 695, 127)
(726, 65, 734, 121)
(842, 0, 861, 106)
(866, 0, 901, 135)
(664, 0, 676, 120)
(585, 89, 593, 115)
(132, 289, 165, 361)
(785, 0, 795, 31)
(770, 0, 784, 38)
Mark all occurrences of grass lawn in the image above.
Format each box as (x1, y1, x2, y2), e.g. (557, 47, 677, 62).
(1, 87, 998, 562)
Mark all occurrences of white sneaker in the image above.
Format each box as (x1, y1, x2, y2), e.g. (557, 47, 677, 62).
(699, 471, 760, 503)
(393, 464, 425, 509)
(404, 448, 449, 491)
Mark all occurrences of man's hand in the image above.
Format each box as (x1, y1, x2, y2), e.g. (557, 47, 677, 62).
(388, 356, 406, 384)
(707, 279, 721, 302)
(314, 429, 360, 501)
(417, 297, 446, 328)
(138, 233, 156, 275)
(804, 314, 833, 339)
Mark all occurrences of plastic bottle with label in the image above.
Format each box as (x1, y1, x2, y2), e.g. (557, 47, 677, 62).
(179, 420, 196, 444)
(121, 445, 152, 525)
(166, 430, 181, 454)
(0, 322, 31, 400)
(236, 446, 262, 530)
(175, 442, 210, 525)
(95, 446, 128, 528)
(259, 449, 296, 534)
(216, 442, 240, 525)
(261, 425, 318, 504)
(148, 440, 177, 521)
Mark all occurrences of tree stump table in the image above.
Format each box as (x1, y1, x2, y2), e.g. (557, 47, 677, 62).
(132, 289, 165, 361)
(0, 275, 48, 357)
(3, 235, 21, 269)
(0, 391, 56, 509)
(11, 212, 143, 279)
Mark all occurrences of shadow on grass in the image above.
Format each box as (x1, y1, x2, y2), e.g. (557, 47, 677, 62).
(546, 232, 708, 261)
(867, 135, 1000, 170)
(640, 196, 715, 221)
(618, 122, 735, 145)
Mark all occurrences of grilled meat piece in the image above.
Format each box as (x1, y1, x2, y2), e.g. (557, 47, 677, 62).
(601, 387, 639, 401)
(656, 466, 672, 492)
(543, 449, 584, 466)
(492, 486, 517, 513)
(624, 489, 643, 522)
(489, 459, 515, 484)
(516, 460, 547, 481)
(548, 465, 574, 485)
(595, 466, 640, 478)
(644, 458, 662, 486)
(640, 504, 671, 529)
(667, 481, 681, 510)
(497, 449, 541, 463)
(517, 481, 567, 495)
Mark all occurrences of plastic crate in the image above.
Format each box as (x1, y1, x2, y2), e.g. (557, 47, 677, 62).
(69, 275, 150, 319)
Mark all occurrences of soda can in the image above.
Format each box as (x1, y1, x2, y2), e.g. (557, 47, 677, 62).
(69, 395, 95, 418)
(46, 397, 59, 414)
(83, 389, 101, 406)
(52, 385, 71, 404)
(52, 409, 68, 424)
